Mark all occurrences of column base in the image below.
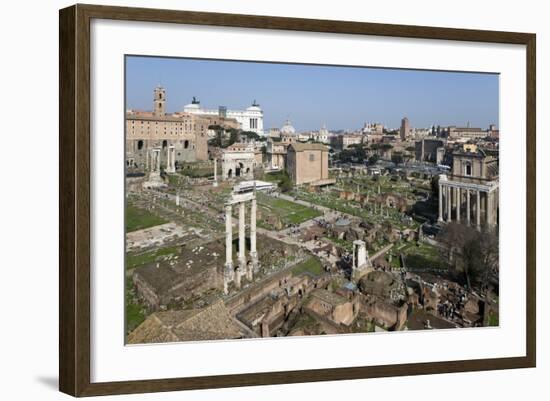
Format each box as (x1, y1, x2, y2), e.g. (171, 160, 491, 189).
(249, 251, 258, 262)
(234, 267, 242, 289)
(213, 181, 218, 187)
(246, 266, 253, 282)
(224, 262, 234, 280)
(249, 251, 258, 279)
(223, 280, 229, 295)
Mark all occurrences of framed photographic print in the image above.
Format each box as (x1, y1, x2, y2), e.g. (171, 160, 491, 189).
(59, 4, 536, 397)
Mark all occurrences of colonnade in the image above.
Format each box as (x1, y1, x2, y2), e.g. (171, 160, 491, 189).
(438, 182, 497, 227)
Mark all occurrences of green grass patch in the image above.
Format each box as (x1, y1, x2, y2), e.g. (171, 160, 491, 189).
(179, 168, 213, 178)
(257, 193, 322, 226)
(262, 170, 287, 183)
(487, 312, 499, 327)
(323, 236, 353, 252)
(292, 257, 324, 277)
(402, 242, 445, 270)
(126, 245, 181, 269)
(290, 313, 319, 333)
(126, 204, 167, 232)
(125, 281, 147, 334)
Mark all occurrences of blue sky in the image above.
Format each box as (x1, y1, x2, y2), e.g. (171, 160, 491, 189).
(126, 56, 499, 132)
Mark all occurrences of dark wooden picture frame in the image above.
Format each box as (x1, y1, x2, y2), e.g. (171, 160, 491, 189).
(59, 3, 536, 397)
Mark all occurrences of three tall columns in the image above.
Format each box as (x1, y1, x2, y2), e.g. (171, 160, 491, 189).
(223, 198, 258, 294)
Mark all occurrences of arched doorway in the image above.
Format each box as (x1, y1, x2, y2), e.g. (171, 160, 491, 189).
(227, 169, 233, 178)
(236, 162, 243, 177)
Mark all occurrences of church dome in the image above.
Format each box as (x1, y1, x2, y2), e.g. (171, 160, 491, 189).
(281, 119, 296, 135)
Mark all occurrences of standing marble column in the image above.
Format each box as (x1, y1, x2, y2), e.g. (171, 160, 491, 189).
(171, 146, 176, 173)
(438, 183, 443, 222)
(466, 189, 471, 226)
(456, 187, 461, 222)
(238, 202, 246, 270)
(213, 158, 218, 187)
(447, 185, 452, 222)
(166, 146, 175, 173)
(224, 204, 233, 294)
(476, 190, 481, 228)
(156, 149, 161, 172)
(485, 192, 493, 226)
(249, 197, 258, 277)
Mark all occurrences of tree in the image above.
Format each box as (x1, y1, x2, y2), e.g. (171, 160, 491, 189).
(278, 170, 293, 192)
(227, 129, 239, 147)
(430, 175, 440, 198)
(438, 223, 472, 285)
(391, 151, 404, 165)
(369, 143, 381, 150)
(335, 145, 367, 163)
(368, 154, 379, 165)
(208, 124, 224, 147)
(438, 222, 499, 295)
(402, 153, 413, 164)
(241, 130, 261, 141)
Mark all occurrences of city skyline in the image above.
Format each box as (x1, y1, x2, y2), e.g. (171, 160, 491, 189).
(126, 55, 499, 132)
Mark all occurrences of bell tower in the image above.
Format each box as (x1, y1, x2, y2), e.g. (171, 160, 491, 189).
(153, 86, 166, 116)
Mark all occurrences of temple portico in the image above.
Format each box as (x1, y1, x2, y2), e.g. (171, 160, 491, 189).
(438, 177, 498, 227)
(438, 146, 499, 228)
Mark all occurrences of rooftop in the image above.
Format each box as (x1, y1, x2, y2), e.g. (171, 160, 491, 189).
(310, 289, 348, 306)
(127, 300, 242, 344)
(288, 142, 329, 152)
